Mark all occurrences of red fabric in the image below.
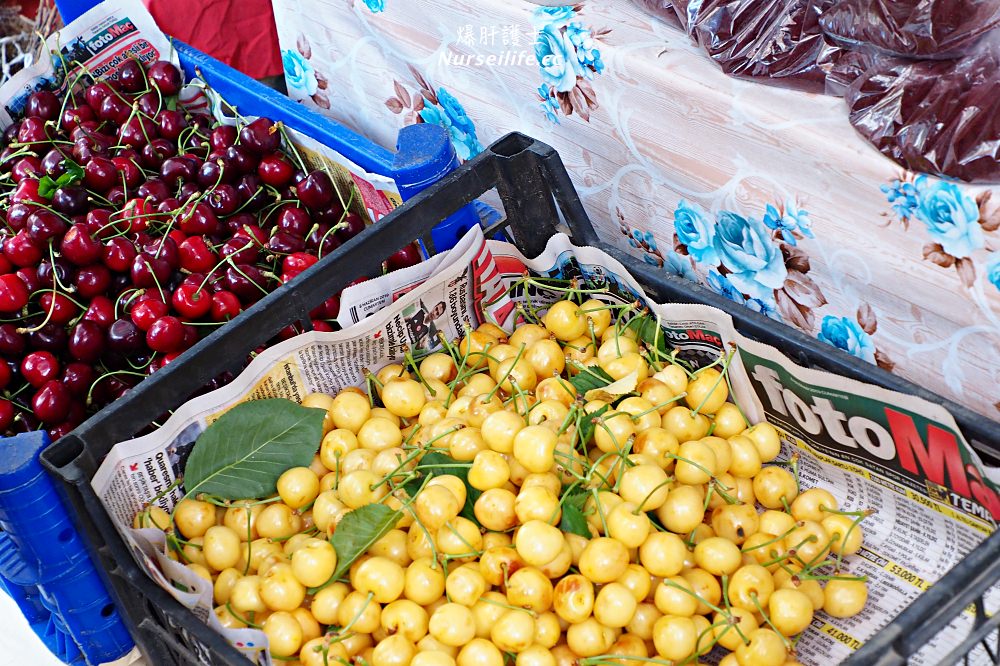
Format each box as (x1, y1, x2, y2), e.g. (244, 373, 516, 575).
(14, 0, 40, 20)
(144, 0, 282, 79)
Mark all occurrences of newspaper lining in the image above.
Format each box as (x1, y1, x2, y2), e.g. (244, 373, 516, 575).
(94, 225, 1000, 665)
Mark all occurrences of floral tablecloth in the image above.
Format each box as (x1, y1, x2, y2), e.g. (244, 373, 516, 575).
(272, 0, 1000, 421)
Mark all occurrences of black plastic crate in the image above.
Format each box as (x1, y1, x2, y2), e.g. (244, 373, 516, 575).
(40, 133, 1000, 665)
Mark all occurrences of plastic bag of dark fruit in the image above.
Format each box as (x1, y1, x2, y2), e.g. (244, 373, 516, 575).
(845, 38, 1000, 183)
(670, 0, 845, 93)
(820, 0, 1000, 59)
(0, 1, 418, 441)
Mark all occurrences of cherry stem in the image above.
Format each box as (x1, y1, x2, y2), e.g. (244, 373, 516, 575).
(629, 393, 687, 421)
(225, 602, 262, 629)
(690, 346, 736, 417)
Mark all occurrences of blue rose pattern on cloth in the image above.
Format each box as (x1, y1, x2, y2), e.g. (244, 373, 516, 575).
(881, 180, 919, 221)
(706, 270, 747, 305)
(536, 24, 580, 93)
(881, 174, 998, 291)
(282, 49, 318, 101)
(987, 254, 1000, 293)
(626, 197, 883, 349)
(533, 6, 606, 122)
(713, 211, 787, 304)
(762, 203, 814, 246)
(817, 316, 877, 364)
(362, 0, 386, 12)
(385, 73, 483, 162)
(416, 87, 483, 161)
(673, 200, 718, 267)
(912, 176, 983, 259)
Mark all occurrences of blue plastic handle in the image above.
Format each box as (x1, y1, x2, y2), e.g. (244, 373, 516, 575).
(0, 432, 133, 664)
(394, 123, 482, 252)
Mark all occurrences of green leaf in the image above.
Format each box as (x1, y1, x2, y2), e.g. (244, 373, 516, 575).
(183, 399, 326, 500)
(412, 452, 482, 525)
(315, 503, 401, 593)
(559, 487, 591, 538)
(625, 314, 668, 355)
(560, 504, 591, 538)
(54, 160, 84, 188)
(568, 365, 614, 394)
(577, 404, 609, 447)
(37, 176, 57, 200)
(166, 96, 178, 111)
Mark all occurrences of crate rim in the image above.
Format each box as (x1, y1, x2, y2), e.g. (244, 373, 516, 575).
(38, 131, 1000, 666)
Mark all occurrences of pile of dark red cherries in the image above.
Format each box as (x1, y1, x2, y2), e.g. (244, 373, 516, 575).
(0, 58, 421, 439)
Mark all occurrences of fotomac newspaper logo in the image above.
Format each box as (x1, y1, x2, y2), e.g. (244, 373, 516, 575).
(83, 18, 138, 58)
(744, 348, 1000, 523)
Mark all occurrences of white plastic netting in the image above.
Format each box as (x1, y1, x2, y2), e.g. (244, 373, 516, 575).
(0, 5, 38, 86)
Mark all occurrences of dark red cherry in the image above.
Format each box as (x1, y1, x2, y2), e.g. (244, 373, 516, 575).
(33, 380, 71, 424)
(5, 231, 43, 267)
(61, 105, 94, 132)
(17, 117, 49, 145)
(26, 91, 60, 120)
(75, 264, 112, 299)
(41, 149, 68, 178)
(106, 318, 144, 353)
(136, 91, 160, 116)
(83, 296, 115, 329)
(84, 156, 117, 192)
(61, 226, 104, 266)
(296, 171, 335, 210)
(0, 274, 29, 312)
(21, 351, 60, 388)
(5, 203, 33, 231)
(62, 362, 96, 396)
(137, 178, 170, 205)
(386, 243, 423, 271)
(117, 59, 146, 93)
(225, 145, 257, 175)
(69, 319, 106, 363)
(148, 61, 182, 96)
(335, 212, 366, 243)
(157, 109, 187, 141)
(103, 237, 138, 272)
(111, 155, 143, 187)
(51, 186, 89, 216)
(238, 117, 281, 155)
(160, 156, 198, 186)
(225, 264, 268, 303)
(207, 184, 240, 215)
(85, 82, 114, 112)
(257, 152, 295, 187)
(146, 316, 185, 353)
(130, 253, 172, 289)
(276, 206, 311, 237)
(99, 94, 131, 124)
(141, 138, 176, 170)
(268, 231, 305, 254)
(29, 322, 68, 353)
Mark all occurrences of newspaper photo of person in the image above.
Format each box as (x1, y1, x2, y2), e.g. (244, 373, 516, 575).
(404, 299, 446, 350)
(166, 421, 203, 479)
